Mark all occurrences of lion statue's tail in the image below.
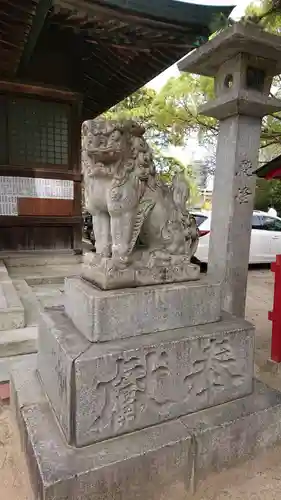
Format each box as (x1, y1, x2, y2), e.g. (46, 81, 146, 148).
(172, 172, 199, 259)
(172, 171, 190, 213)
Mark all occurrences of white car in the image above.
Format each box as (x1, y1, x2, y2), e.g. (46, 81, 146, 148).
(191, 210, 281, 264)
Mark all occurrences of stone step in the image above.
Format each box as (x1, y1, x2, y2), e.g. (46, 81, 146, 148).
(0, 260, 11, 283)
(30, 283, 64, 310)
(22, 275, 67, 286)
(0, 281, 64, 376)
(0, 353, 36, 383)
(0, 326, 37, 359)
(2, 250, 82, 268)
(8, 265, 82, 286)
(13, 280, 41, 326)
(0, 280, 25, 331)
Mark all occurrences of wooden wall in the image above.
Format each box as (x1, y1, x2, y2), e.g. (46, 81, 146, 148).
(0, 81, 82, 252)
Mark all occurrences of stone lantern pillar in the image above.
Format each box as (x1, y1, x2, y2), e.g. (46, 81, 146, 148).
(178, 23, 281, 317)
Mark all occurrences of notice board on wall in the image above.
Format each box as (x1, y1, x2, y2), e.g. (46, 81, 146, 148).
(0, 82, 82, 252)
(0, 176, 74, 216)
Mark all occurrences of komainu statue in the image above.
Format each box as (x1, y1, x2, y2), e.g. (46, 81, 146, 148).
(81, 118, 200, 289)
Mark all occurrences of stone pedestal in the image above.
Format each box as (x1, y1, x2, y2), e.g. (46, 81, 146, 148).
(11, 23, 281, 500)
(64, 276, 221, 341)
(10, 268, 275, 500)
(37, 307, 253, 447)
(11, 264, 281, 499)
(12, 356, 281, 499)
(178, 23, 281, 317)
(82, 252, 200, 290)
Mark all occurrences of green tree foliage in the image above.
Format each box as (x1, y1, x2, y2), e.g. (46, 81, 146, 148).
(104, 88, 156, 125)
(255, 178, 273, 211)
(152, 74, 217, 147)
(104, 87, 200, 199)
(245, 0, 281, 153)
(151, 152, 199, 206)
(104, 1, 281, 210)
(245, 0, 281, 211)
(271, 181, 281, 215)
(105, 87, 176, 149)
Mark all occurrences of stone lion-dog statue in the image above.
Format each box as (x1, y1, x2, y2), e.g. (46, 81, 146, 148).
(81, 118, 198, 276)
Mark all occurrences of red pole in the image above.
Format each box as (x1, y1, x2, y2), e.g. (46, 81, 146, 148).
(269, 255, 281, 362)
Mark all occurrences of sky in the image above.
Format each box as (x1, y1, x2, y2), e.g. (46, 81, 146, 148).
(148, 0, 255, 91)
(146, 0, 257, 189)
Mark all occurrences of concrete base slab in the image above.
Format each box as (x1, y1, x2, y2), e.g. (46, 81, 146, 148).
(11, 359, 281, 500)
(0, 260, 11, 283)
(38, 308, 254, 446)
(64, 276, 221, 342)
(0, 281, 25, 331)
(13, 280, 41, 326)
(0, 353, 36, 383)
(0, 326, 37, 358)
(3, 251, 82, 286)
(8, 266, 82, 286)
(2, 250, 82, 268)
(182, 379, 281, 489)
(14, 279, 65, 321)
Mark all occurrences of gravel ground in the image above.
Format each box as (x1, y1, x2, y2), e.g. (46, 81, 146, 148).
(0, 402, 33, 500)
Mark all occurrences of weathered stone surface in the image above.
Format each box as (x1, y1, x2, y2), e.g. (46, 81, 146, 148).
(38, 308, 254, 446)
(64, 276, 221, 342)
(82, 252, 199, 289)
(207, 114, 261, 317)
(37, 309, 89, 443)
(11, 360, 281, 500)
(0, 281, 25, 331)
(75, 317, 254, 446)
(181, 379, 281, 488)
(12, 362, 193, 500)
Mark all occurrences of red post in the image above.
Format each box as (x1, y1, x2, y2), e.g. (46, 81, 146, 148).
(269, 254, 281, 362)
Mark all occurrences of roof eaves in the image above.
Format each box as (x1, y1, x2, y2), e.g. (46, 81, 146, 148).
(100, 0, 235, 26)
(255, 154, 281, 178)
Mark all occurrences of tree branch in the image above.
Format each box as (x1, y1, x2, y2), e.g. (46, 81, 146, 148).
(260, 140, 280, 149)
